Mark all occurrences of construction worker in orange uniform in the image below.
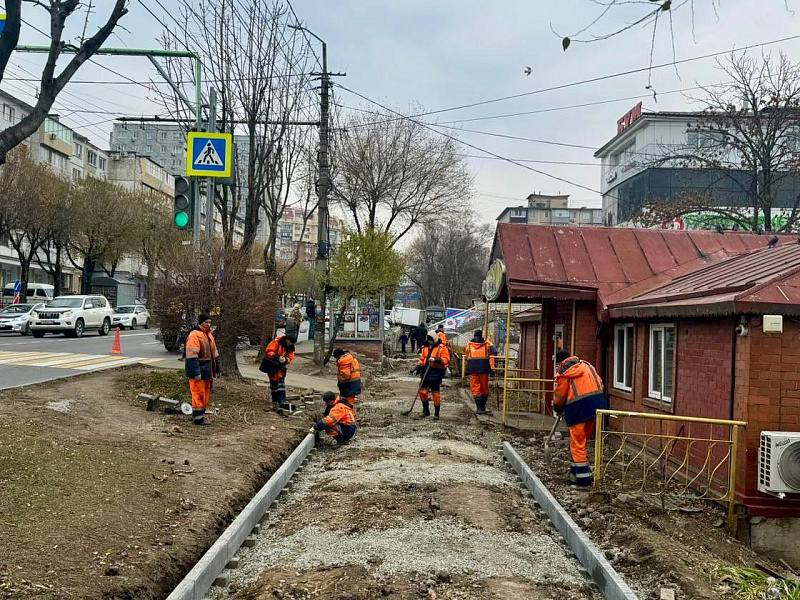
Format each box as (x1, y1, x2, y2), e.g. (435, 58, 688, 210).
(414, 334, 450, 419)
(311, 391, 357, 443)
(464, 329, 497, 415)
(333, 348, 362, 408)
(184, 313, 220, 426)
(553, 349, 608, 487)
(259, 334, 296, 410)
(435, 323, 448, 346)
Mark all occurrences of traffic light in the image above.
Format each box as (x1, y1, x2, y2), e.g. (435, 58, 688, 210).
(174, 176, 193, 229)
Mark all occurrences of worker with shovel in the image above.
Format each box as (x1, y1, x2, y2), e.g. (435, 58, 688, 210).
(413, 335, 450, 419)
(553, 349, 608, 487)
(464, 329, 497, 414)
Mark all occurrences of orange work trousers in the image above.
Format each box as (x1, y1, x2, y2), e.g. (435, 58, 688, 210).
(189, 378, 211, 410)
(418, 389, 442, 406)
(469, 373, 489, 398)
(569, 419, 596, 464)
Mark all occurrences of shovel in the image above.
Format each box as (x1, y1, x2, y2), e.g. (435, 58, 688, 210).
(543, 413, 563, 463)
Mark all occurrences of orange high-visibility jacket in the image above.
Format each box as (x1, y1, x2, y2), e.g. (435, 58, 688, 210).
(321, 399, 356, 428)
(553, 356, 607, 427)
(264, 336, 296, 365)
(336, 352, 362, 397)
(436, 330, 448, 346)
(419, 343, 451, 369)
(185, 329, 219, 380)
(464, 340, 497, 375)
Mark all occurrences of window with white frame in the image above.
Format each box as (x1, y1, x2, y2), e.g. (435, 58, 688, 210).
(649, 324, 675, 402)
(87, 150, 97, 167)
(613, 324, 635, 391)
(2, 104, 16, 122)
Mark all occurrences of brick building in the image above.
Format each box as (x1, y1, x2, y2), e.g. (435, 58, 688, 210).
(488, 223, 800, 562)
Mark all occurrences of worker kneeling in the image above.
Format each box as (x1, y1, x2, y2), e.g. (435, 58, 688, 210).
(553, 349, 608, 487)
(333, 348, 362, 407)
(414, 335, 450, 419)
(313, 392, 357, 443)
(464, 329, 497, 414)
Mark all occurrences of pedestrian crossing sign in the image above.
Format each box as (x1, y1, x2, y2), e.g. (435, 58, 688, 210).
(186, 131, 232, 178)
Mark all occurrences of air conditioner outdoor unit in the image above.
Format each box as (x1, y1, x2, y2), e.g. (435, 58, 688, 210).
(758, 431, 800, 496)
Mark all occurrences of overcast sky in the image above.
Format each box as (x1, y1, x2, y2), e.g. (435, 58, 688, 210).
(3, 0, 800, 225)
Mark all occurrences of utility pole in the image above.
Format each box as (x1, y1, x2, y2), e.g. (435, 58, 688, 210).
(289, 25, 345, 365)
(206, 88, 217, 241)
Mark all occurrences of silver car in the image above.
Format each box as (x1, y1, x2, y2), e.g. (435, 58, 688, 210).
(112, 305, 151, 330)
(0, 303, 45, 335)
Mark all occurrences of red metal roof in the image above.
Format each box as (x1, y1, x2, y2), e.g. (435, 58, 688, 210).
(493, 223, 797, 316)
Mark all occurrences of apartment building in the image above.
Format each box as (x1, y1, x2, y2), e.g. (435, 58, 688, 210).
(496, 193, 603, 227)
(277, 207, 344, 265)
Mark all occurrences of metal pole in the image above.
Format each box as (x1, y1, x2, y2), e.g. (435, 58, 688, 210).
(593, 411, 604, 490)
(727, 424, 741, 534)
(206, 88, 217, 241)
(313, 41, 330, 365)
(502, 298, 512, 426)
(192, 58, 203, 247)
(570, 300, 577, 354)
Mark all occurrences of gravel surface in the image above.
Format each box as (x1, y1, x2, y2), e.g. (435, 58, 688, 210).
(227, 518, 586, 586)
(348, 434, 494, 461)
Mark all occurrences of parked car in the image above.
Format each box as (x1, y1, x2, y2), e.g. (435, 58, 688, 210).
(0, 303, 45, 335)
(30, 295, 114, 338)
(1, 283, 54, 307)
(112, 305, 151, 330)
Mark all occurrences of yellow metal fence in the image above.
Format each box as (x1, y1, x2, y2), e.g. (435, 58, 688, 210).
(593, 409, 746, 532)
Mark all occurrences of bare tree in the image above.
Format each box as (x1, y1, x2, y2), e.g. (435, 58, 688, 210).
(635, 52, 800, 232)
(0, 146, 65, 301)
(332, 108, 472, 245)
(0, 0, 128, 163)
(406, 212, 490, 308)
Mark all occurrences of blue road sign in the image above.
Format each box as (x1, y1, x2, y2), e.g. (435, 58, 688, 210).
(186, 132, 232, 178)
(0, 13, 6, 36)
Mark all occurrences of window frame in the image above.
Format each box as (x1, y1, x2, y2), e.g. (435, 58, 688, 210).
(648, 323, 676, 403)
(613, 323, 635, 392)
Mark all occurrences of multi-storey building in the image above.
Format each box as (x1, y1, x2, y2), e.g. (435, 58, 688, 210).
(276, 207, 344, 265)
(496, 193, 603, 227)
(107, 153, 174, 198)
(595, 102, 800, 226)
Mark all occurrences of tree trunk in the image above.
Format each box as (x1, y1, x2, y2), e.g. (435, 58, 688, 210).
(81, 255, 96, 294)
(18, 256, 30, 303)
(324, 299, 350, 365)
(259, 251, 280, 360)
(52, 242, 63, 297)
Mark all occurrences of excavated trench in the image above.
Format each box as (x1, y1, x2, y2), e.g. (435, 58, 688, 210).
(207, 370, 602, 600)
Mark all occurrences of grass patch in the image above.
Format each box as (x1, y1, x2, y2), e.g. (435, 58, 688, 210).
(118, 368, 188, 402)
(719, 567, 800, 600)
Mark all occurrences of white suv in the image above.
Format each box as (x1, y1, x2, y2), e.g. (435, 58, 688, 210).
(31, 295, 114, 338)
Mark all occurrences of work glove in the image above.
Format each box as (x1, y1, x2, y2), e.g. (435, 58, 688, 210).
(553, 406, 564, 417)
(489, 370, 496, 378)
(308, 426, 316, 435)
(279, 356, 287, 364)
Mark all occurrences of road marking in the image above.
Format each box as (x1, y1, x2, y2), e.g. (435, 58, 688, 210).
(0, 350, 167, 372)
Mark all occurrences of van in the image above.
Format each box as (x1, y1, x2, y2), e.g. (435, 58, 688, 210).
(2, 283, 55, 303)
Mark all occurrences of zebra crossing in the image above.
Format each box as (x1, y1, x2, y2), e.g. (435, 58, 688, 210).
(0, 350, 165, 372)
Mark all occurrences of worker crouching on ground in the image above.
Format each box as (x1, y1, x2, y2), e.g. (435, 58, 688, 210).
(311, 391, 357, 444)
(413, 335, 450, 419)
(333, 348, 362, 408)
(464, 329, 497, 414)
(553, 349, 608, 487)
(259, 334, 296, 410)
(184, 313, 221, 426)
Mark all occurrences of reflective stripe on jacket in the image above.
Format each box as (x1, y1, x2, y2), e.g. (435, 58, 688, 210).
(336, 352, 362, 397)
(185, 329, 219, 380)
(554, 357, 608, 426)
(465, 341, 496, 375)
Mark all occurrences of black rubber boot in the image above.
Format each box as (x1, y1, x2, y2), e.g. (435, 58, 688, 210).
(421, 400, 430, 418)
(433, 404, 440, 420)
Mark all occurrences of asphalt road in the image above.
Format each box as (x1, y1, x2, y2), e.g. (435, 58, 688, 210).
(0, 328, 182, 390)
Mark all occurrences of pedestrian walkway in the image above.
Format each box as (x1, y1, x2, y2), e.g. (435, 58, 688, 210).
(0, 350, 165, 372)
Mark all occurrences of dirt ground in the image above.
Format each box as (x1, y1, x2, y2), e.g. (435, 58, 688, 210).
(210, 371, 601, 600)
(0, 366, 313, 599)
(510, 419, 792, 600)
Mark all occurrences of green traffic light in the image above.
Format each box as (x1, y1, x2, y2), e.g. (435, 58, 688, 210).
(175, 211, 190, 228)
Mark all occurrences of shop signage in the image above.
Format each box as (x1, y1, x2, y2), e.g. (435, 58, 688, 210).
(617, 101, 643, 135)
(482, 259, 505, 302)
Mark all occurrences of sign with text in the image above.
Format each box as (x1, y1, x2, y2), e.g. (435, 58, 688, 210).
(617, 101, 643, 135)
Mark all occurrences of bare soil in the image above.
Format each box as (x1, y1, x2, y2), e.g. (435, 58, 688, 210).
(211, 373, 600, 600)
(0, 367, 312, 599)
(511, 425, 791, 599)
